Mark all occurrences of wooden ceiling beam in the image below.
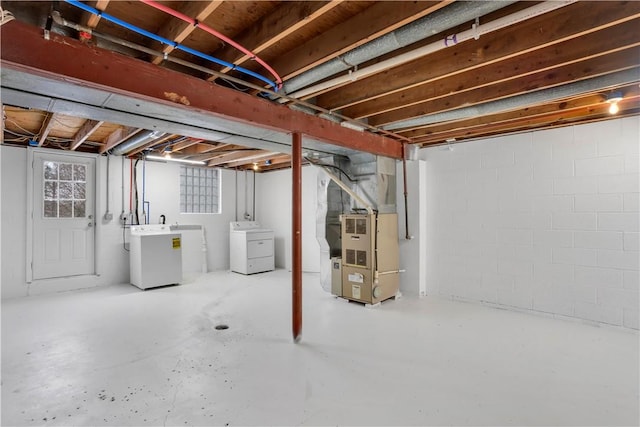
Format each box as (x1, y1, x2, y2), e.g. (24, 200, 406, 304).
(407, 90, 640, 145)
(210, 1, 343, 76)
(268, 1, 451, 81)
(206, 149, 264, 167)
(169, 138, 204, 152)
(343, 21, 640, 120)
(180, 142, 236, 156)
(0, 20, 402, 159)
(223, 151, 283, 168)
(151, 1, 224, 65)
(316, 1, 640, 111)
(82, 0, 110, 29)
(369, 50, 640, 128)
(70, 119, 104, 151)
(100, 127, 141, 154)
(37, 112, 57, 147)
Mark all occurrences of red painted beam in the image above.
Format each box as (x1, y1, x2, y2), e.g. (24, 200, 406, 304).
(0, 20, 403, 159)
(292, 132, 302, 343)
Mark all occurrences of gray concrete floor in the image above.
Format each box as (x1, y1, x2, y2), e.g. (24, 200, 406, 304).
(2, 269, 638, 426)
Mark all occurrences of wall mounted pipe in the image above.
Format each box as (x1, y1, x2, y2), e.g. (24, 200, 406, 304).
(286, 1, 573, 100)
(64, 0, 278, 90)
(281, 1, 516, 99)
(401, 144, 410, 240)
(140, 0, 282, 89)
(292, 132, 302, 343)
(383, 68, 640, 131)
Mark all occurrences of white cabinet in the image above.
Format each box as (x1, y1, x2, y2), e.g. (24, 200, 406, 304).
(230, 222, 275, 275)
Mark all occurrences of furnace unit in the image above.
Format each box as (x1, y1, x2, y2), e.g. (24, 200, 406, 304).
(341, 213, 399, 304)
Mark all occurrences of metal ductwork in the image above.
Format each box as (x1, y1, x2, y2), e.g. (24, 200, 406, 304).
(110, 129, 166, 155)
(314, 154, 397, 293)
(280, 1, 516, 97)
(383, 68, 640, 131)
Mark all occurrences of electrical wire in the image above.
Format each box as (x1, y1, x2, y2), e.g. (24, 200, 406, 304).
(64, 0, 278, 90)
(50, 10, 409, 142)
(140, 0, 283, 90)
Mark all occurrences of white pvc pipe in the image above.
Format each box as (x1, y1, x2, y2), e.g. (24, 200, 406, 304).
(287, 1, 577, 101)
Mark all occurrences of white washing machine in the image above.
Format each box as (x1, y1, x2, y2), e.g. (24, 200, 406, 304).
(229, 221, 275, 274)
(130, 225, 182, 289)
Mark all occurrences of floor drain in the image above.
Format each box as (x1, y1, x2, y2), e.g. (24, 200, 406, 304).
(215, 324, 229, 330)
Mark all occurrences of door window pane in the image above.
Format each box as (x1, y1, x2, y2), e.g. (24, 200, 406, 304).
(42, 160, 88, 219)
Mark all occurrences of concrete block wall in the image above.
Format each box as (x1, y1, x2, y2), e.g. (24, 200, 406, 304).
(421, 117, 639, 329)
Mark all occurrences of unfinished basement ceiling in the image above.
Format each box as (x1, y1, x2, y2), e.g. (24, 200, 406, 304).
(1, 1, 639, 171)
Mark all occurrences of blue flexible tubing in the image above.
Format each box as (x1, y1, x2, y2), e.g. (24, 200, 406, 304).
(65, 0, 278, 90)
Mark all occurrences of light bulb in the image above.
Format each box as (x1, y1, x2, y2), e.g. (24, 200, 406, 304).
(609, 102, 619, 115)
(253, 162, 259, 171)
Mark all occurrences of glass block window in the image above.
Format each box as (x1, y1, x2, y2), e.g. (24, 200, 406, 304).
(43, 161, 86, 218)
(180, 166, 220, 214)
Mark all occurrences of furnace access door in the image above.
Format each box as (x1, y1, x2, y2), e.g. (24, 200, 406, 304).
(341, 213, 399, 304)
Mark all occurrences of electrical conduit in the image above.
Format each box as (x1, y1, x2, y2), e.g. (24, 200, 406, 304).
(64, 0, 278, 90)
(140, 0, 282, 90)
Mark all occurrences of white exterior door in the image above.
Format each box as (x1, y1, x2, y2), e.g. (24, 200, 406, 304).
(32, 152, 95, 279)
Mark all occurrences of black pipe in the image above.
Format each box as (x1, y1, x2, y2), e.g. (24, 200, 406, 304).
(402, 143, 410, 240)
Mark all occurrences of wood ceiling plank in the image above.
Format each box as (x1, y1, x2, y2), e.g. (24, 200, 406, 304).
(269, 1, 451, 81)
(414, 96, 640, 146)
(405, 87, 640, 144)
(223, 150, 281, 168)
(368, 48, 640, 128)
(180, 142, 235, 156)
(316, 1, 640, 111)
(100, 127, 142, 154)
(344, 20, 640, 119)
(70, 119, 104, 151)
(83, 0, 110, 29)
(211, 1, 343, 75)
(1, 20, 403, 159)
(206, 149, 264, 166)
(37, 112, 57, 147)
(151, 1, 225, 65)
(169, 138, 204, 152)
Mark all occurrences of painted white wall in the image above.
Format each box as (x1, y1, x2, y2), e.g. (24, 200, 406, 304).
(396, 159, 428, 297)
(255, 165, 320, 273)
(1, 147, 245, 299)
(420, 117, 640, 329)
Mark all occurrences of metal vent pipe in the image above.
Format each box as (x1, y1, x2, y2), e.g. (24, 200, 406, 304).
(383, 68, 640, 131)
(280, 1, 516, 97)
(110, 130, 167, 155)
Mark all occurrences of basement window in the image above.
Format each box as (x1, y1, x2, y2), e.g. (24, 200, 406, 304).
(179, 166, 220, 214)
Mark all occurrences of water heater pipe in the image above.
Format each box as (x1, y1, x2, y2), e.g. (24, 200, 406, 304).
(292, 132, 302, 343)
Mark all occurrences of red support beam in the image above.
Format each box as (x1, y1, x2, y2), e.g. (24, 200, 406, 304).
(0, 20, 403, 159)
(292, 132, 302, 343)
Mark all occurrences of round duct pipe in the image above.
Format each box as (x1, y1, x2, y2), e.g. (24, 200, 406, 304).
(111, 130, 167, 155)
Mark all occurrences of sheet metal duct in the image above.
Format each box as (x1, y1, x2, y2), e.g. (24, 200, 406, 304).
(281, 1, 515, 97)
(110, 130, 167, 155)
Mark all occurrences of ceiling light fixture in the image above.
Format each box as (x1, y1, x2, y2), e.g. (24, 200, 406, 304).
(146, 155, 205, 165)
(606, 91, 623, 115)
(340, 120, 367, 132)
(253, 162, 259, 171)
